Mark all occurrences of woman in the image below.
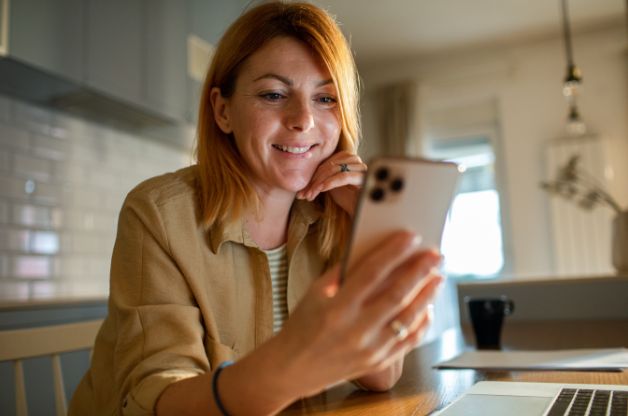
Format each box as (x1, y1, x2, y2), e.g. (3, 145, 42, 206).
(70, 2, 443, 415)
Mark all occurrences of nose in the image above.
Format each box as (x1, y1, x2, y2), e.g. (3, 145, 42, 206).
(285, 96, 315, 132)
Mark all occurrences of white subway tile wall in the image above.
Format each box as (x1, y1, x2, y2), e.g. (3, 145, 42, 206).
(0, 94, 193, 301)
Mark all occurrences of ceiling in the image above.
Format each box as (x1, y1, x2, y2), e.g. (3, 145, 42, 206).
(312, 0, 626, 65)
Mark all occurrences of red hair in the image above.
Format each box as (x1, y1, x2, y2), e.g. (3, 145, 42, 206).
(195, 1, 360, 261)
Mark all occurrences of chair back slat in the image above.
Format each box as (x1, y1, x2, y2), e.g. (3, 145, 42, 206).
(0, 320, 103, 360)
(0, 319, 103, 415)
(52, 354, 67, 416)
(15, 360, 28, 416)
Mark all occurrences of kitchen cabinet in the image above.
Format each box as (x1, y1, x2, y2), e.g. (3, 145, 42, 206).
(86, 0, 191, 122)
(85, 0, 143, 109)
(144, 0, 188, 121)
(8, 0, 83, 82)
(1, 0, 247, 132)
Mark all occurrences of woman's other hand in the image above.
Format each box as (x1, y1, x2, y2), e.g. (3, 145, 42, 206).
(296, 150, 366, 216)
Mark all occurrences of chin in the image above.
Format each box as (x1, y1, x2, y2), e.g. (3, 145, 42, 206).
(281, 176, 312, 194)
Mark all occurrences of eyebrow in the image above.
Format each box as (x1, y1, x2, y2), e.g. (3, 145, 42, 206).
(252, 73, 333, 87)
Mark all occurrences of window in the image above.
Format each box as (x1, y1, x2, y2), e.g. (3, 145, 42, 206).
(428, 135, 505, 278)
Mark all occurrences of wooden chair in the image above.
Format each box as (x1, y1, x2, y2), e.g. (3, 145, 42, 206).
(0, 319, 103, 416)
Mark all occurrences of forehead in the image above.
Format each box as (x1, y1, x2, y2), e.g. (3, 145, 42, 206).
(238, 36, 332, 82)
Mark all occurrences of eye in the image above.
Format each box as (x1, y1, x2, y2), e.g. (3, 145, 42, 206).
(315, 95, 337, 106)
(259, 92, 286, 102)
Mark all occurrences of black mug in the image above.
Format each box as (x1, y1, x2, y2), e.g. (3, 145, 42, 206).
(465, 296, 515, 350)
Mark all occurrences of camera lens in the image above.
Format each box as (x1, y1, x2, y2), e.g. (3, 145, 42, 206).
(369, 187, 385, 202)
(375, 167, 389, 181)
(390, 178, 404, 192)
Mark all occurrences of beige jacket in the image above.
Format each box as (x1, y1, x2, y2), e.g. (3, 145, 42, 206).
(69, 166, 327, 415)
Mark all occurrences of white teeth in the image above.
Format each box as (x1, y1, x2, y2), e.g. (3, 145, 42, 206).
(274, 144, 311, 154)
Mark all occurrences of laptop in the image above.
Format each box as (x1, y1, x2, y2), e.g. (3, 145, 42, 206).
(434, 381, 628, 416)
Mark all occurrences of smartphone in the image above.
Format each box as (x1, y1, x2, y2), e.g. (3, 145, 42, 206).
(341, 156, 461, 279)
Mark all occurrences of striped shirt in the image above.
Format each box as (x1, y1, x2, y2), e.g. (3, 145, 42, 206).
(264, 244, 289, 333)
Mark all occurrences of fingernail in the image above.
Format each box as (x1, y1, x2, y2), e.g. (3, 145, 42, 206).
(397, 231, 420, 250)
(427, 251, 442, 266)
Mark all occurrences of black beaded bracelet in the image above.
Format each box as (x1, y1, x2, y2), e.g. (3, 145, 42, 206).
(211, 361, 234, 416)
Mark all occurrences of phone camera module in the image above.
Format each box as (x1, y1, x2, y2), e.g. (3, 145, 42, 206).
(390, 178, 404, 192)
(375, 167, 389, 181)
(369, 187, 385, 202)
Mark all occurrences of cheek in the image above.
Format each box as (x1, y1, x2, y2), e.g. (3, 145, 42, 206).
(232, 111, 272, 152)
(318, 113, 342, 151)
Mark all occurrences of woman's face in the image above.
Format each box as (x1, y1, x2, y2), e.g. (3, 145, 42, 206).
(214, 36, 341, 196)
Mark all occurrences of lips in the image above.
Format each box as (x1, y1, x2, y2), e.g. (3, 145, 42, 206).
(272, 144, 317, 154)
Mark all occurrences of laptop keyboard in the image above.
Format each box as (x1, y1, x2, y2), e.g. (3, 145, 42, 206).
(547, 388, 628, 416)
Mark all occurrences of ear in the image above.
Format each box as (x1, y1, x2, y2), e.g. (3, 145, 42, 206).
(210, 87, 233, 134)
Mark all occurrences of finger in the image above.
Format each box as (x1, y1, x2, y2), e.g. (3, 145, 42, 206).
(322, 150, 363, 169)
(309, 153, 350, 186)
(312, 158, 366, 188)
(388, 275, 441, 341)
(358, 251, 441, 330)
(336, 231, 422, 305)
(393, 274, 442, 335)
(310, 264, 342, 299)
(355, 282, 436, 361)
(381, 310, 432, 366)
(339, 271, 441, 377)
(299, 154, 366, 198)
(399, 300, 434, 353)
(305, 172, 364, 201)
(361, 293, 439, 375)
(373, 305, 435, 373)
(299, 161, 365, 199)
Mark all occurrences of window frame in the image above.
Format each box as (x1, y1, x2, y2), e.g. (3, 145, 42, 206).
(427, 124, 514, 278)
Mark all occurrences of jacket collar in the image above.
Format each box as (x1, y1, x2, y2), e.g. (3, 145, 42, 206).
(208, 199, 322, 254)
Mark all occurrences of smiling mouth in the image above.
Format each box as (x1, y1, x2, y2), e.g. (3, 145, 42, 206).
(272, 144, 317, 154)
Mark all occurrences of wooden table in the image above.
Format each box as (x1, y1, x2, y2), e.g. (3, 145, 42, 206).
(282, 320, 628, 415)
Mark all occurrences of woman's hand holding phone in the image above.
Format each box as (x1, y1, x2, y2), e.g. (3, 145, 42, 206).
(272, 230, 443, 398)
